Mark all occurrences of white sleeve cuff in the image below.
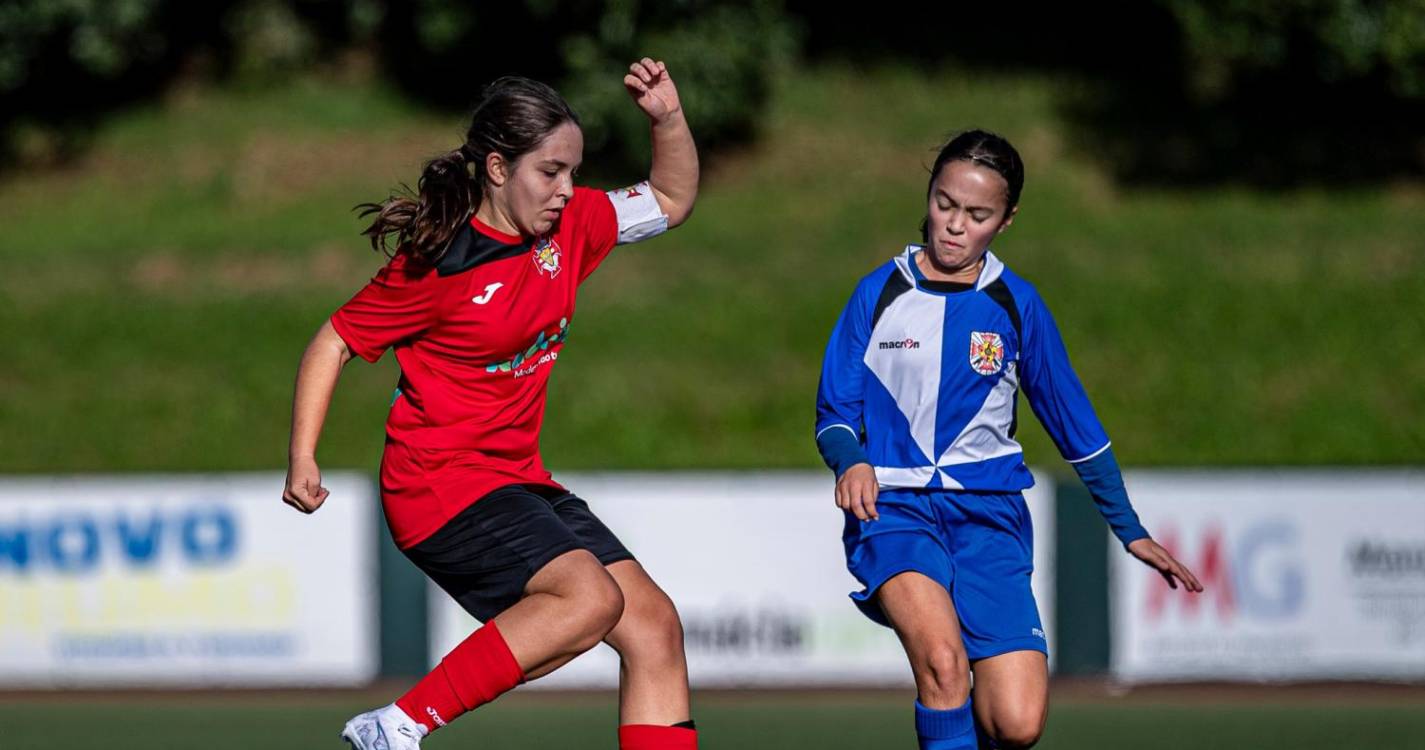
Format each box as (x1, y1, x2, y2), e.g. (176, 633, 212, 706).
(606, 181, 669, 245)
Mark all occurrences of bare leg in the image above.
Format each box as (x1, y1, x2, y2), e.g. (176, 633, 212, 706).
(492, 549, 626, 679)
(877, 571, 971, 708)
(970, 651, 1048, 749)
(602, 560, 692, 724)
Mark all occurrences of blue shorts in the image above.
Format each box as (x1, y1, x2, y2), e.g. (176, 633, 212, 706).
(842, 488, 1047, 661)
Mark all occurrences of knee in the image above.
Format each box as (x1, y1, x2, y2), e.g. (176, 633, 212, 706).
(566, 572, 625, 651)
(609, 590, 685, 662)
(914, 642, 970, 703)
(985, 705, 1046, 749)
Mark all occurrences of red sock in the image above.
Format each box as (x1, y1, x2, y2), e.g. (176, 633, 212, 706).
(395, 621, 525, 733)
(619, 724, 699, 750)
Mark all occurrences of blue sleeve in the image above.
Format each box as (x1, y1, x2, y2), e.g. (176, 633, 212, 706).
(1018, 291, 1111, 462)
(816, 425, 868, 479)
(815, 280, 873, 477)
(1019, 291, 1147, 547)
(1071, 446, 1149, 547)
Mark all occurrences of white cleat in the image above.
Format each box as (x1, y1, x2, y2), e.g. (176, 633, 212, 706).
(340, 703, 427, 750)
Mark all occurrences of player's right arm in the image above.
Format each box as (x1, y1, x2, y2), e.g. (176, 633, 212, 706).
(816, 277, 879, 521)
(284, 254, 441, 514)
(284, 320, 353, 514)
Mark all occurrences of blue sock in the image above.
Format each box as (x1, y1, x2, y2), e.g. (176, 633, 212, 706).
(975, 720, 999, 749)
(915, 697, 976, 750)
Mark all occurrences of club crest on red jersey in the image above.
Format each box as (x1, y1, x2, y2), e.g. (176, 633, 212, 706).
(969, 331, 1005, 375)
(532, 236, 562, 278)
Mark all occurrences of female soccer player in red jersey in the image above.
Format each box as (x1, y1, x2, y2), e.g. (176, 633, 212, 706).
(282, 59, 699, 750)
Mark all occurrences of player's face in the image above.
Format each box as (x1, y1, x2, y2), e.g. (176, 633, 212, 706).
(499, 121, 584, 237)
(924, 160, 1016, 276)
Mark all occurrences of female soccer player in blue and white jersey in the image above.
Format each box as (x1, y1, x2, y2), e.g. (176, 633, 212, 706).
(815, 130, 1203, 750)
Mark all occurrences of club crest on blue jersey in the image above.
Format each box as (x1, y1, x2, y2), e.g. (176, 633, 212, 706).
(532, 236, 562, 278)
(969, 331, 1005, 375)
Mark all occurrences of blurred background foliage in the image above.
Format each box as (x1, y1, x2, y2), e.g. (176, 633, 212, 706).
(5, 0, 1424, 181)
(1, 0, 1421, 473)
(1, 0, 799, 178)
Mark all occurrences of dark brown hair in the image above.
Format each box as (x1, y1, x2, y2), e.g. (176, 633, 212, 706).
(357, 77, 580, 263)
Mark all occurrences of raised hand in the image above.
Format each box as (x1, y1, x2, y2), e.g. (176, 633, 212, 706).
(624, 57, 683, 123)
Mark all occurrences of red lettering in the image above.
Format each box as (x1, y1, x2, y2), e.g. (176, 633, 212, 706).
(1145, 525, 1234, 622)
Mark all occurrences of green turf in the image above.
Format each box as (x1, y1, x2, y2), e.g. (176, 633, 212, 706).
(1, 692, 1422, 749)
(1, 64, 1421, 473)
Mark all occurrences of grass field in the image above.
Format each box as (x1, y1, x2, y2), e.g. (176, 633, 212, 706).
(1, 64, 1421, 474)
(3, 685, 1423, 749)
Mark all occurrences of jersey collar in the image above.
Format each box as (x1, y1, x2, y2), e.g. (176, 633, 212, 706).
(897, 244, 1005, 291)
(437, 219, 530, 276)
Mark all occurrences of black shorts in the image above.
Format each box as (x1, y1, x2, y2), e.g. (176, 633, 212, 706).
(401, 484, 634, 622)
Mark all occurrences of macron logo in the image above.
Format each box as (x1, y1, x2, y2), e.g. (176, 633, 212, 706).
(878, 338, 920, 350)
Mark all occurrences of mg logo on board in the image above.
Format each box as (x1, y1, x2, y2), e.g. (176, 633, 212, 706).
(1146, 519, 1305, 623)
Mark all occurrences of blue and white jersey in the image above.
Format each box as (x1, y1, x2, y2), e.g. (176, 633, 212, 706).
(816, 245, 1111, 492)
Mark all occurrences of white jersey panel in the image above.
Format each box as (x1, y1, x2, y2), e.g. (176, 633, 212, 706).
(938, 360, 1024, 467)
(863, 290, 945, 467)
(873, 466, 940, 488)
(935, 470, 966, 490)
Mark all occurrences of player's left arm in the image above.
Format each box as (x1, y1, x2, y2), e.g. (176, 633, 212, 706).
(624, 57, 698, 230)
(1019, 292, 1202, 592)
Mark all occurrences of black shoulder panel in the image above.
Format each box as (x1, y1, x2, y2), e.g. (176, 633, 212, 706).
(436, 224, 529, 277)
(871, 271, 914, 329)
(982, 278, 1022, 341)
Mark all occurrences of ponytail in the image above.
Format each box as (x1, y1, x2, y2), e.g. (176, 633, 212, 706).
(356, 147, 478, 264)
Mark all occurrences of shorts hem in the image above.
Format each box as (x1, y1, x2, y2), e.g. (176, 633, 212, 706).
(848, 564, 951, 628)
(598, 549, 637, 567)
(521, 539, 587, 584)
(966, 637, 1048, 662)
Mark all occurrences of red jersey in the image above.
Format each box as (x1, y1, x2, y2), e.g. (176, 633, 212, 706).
(331, 187, 619, 548)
